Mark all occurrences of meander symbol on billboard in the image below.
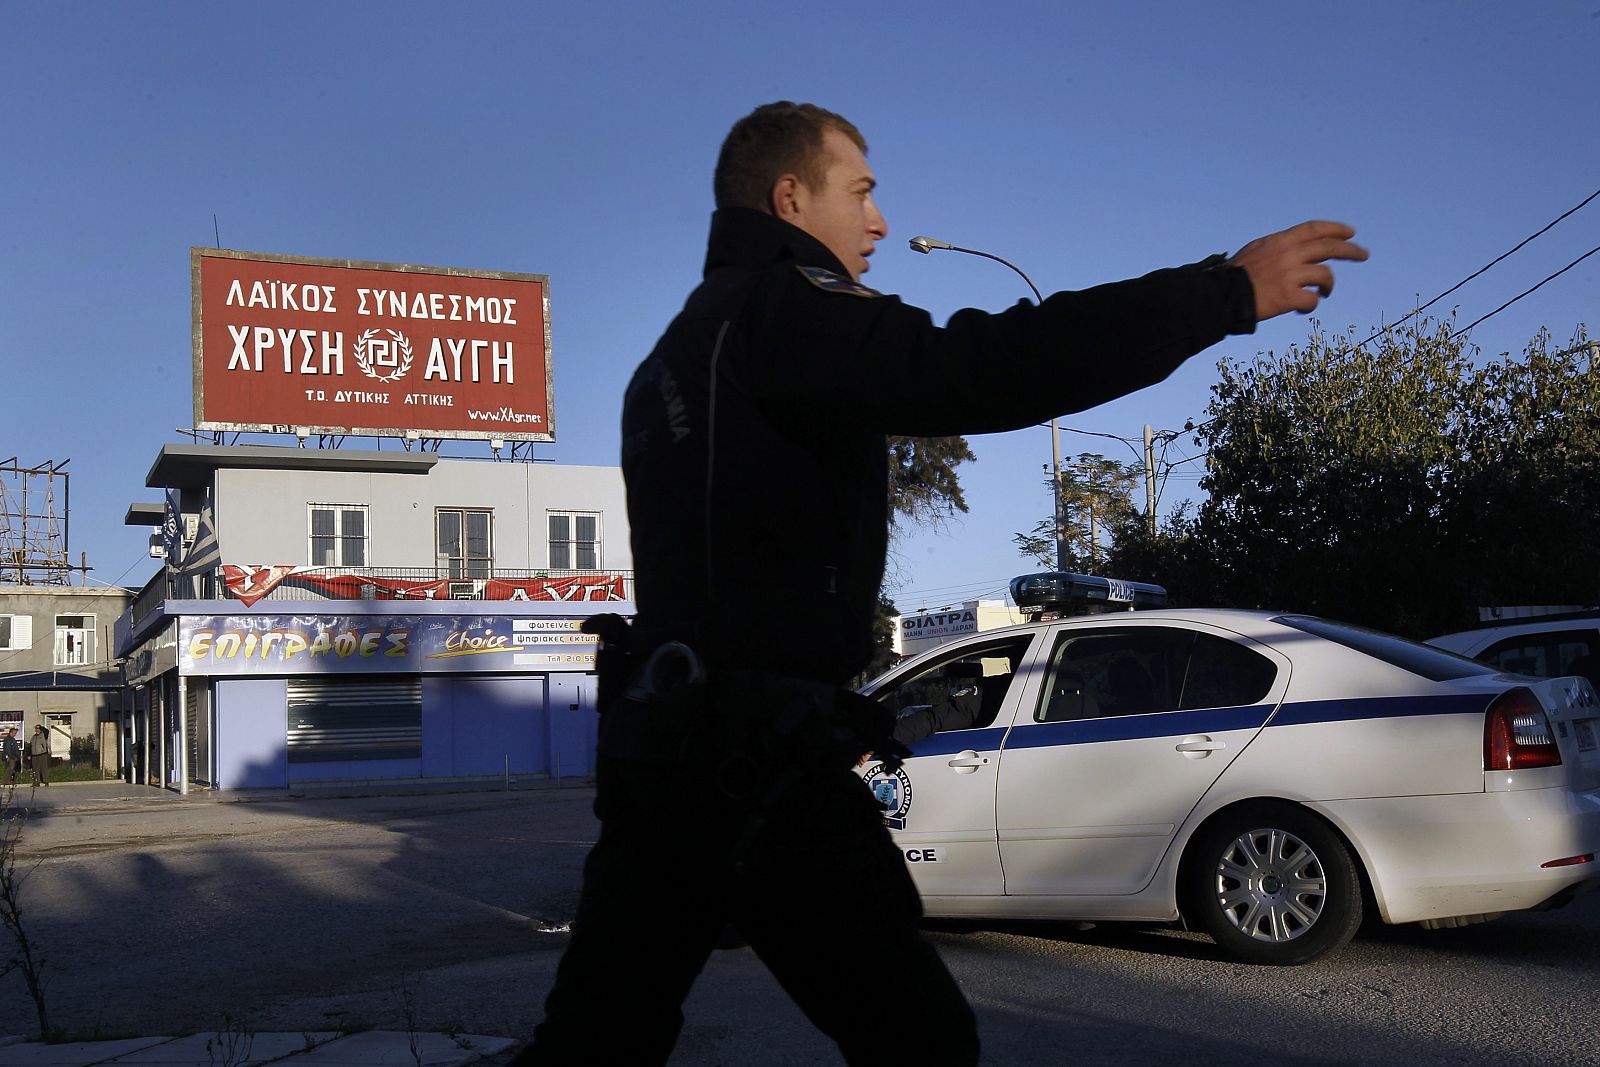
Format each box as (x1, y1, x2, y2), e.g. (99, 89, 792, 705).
(355, 329, 414, 383)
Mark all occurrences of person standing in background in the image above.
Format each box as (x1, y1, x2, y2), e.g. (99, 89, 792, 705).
(1, 729, 21, 786)
(27, 723, 51, 787)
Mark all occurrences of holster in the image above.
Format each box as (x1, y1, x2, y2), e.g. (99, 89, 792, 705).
(712, 671, 910, 777)
(835, 687, 912, 772)
(580, 613, 636, 717)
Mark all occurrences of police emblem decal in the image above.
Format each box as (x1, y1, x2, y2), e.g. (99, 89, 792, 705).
(794, 265, 884, 298)
(354, 328, 415, 383)
(863, 762, 914, 830)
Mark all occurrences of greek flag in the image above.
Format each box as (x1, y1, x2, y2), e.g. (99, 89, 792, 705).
(176, 488, 222, 598)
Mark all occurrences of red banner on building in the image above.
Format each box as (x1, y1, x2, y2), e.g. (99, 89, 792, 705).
(219, 566, 626, 607)
(192, 249, 553, 441)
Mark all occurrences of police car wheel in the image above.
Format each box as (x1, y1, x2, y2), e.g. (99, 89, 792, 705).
(1182, 803, 1362, 966)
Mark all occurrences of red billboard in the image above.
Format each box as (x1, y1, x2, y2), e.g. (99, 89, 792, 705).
(192, 248, 553, 441)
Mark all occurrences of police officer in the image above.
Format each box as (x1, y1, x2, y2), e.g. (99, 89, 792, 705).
(522, 101, 1366, 1065)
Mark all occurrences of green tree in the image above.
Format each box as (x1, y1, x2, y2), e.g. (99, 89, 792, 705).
(1113, 320, 1599, 636)
(888, 435, 976, 526)
(858, 591, 905, 684)
(873, 434, 978, 675)
(1102, 501, 1218, 606)
(1189, 318, 1474, 635)
(1450, 330, 1599, 609)
(1013, 453, 1143, 572)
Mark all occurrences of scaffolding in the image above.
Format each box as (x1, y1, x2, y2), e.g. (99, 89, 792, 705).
(0, 458, 89, 585)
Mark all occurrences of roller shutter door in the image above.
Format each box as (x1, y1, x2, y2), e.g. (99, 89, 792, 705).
(286, 678, 421, 763)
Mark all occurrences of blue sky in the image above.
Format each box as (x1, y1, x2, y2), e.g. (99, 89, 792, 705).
(4, 2, 1597, 612)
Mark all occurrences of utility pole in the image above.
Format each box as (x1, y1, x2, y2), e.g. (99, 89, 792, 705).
(1076, 457, 1099, 572)
(1144, 424, 1157, 538)
(1052, 421, 1065, 571)
(1087, 497, 1097, 571)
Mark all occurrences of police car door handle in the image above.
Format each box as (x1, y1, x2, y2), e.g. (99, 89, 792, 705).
(1175, 737, 1226, 756)
(947, 751, 989, 774)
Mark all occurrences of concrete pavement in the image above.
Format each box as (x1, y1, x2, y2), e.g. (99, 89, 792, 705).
(0, 1031, 520, 1066)
(0, 779, 567, 1067)
(2, 774, 578, 813)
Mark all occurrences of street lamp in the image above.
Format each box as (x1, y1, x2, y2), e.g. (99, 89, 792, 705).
(909, 236, 1066, 569)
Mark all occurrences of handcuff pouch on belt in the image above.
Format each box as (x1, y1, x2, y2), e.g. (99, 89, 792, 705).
(709, 672, 911, 790)
(579, 613, 637, 717)
(583, 615, 910, 794)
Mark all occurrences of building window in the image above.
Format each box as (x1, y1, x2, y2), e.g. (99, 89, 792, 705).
(309, 504, 368, 567)
(437, 508, 493, 579)
(548, 512, 601, 570)
(54, 615, 95, 666)
(0, 614, 33, 651)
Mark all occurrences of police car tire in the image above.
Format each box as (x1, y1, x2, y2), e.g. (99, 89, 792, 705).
(1182, 803, 1363, 966)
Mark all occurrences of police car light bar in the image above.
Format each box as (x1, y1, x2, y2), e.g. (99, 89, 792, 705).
(1010, 571, 1168, 619)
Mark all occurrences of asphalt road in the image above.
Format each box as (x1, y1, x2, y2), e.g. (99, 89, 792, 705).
(3, 781, 1597, 1066)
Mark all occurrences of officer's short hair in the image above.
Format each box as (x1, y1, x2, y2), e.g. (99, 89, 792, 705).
(714, 101, 868, 212)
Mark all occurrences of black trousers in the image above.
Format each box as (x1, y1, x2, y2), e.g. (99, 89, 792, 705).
(523, 683, 979, 1065)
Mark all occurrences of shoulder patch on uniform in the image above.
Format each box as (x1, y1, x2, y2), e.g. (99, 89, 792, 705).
(794, 265, 884, 298)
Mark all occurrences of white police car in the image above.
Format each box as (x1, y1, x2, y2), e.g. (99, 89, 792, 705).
(860, 601, 1600, 965)
(1428, 611, 1600, 691)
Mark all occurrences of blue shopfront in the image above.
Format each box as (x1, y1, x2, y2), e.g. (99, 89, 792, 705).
(131, 602, 612, 791)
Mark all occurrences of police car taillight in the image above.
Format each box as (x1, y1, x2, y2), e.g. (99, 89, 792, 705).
(1483, 688, 1562, 771)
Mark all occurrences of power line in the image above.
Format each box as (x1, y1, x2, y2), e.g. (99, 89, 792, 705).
(1001, 194, 1598, 538)
(1175, 184, 1600, 442)
(897, 581, 1012, 604)
(1154, 241, 1600, 484)
(893, 580, 1017, 611)
(1448, 241, 1600, 340)
(1395, 185, 1600, 332)
(1057, 425, 1141, 446)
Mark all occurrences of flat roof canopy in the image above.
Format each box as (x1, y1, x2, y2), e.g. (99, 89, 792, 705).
(145, 444, 438, 490)
(125, 502, 165, 527)
(0, 669, 123, 692)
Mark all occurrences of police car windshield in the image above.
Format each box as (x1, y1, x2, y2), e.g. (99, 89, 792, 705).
(1274, 616, 1496, 682)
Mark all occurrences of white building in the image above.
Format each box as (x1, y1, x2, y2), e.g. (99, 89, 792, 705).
(117, 443, 632, 792)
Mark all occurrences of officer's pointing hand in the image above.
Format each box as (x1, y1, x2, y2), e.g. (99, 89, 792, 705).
(1229, 220, 1368, 321)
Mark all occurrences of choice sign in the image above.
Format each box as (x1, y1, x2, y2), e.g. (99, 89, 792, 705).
(192, 248, 553, 441)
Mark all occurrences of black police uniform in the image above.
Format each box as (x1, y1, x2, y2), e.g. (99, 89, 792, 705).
(526, 207, 1256, 1065)
(893, 686, 987, 747)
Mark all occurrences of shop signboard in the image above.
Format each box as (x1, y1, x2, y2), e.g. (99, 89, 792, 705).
(178, 614, 596, 676)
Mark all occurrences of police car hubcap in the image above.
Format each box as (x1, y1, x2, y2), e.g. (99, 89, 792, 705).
(1214, 827, 1327, 942)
